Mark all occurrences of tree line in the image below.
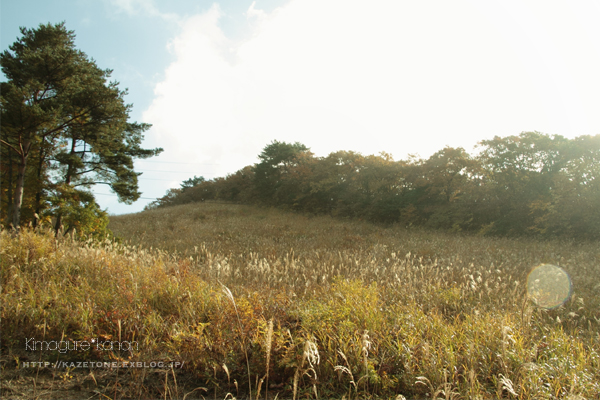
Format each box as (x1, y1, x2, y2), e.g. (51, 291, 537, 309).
(1, 23, 161, 236)
(149, 133, 600, 240)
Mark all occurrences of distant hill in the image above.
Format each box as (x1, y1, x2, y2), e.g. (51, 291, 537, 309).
(147, 134, 600, 240)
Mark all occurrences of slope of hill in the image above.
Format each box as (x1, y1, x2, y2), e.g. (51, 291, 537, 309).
(1, 202, 599, 399)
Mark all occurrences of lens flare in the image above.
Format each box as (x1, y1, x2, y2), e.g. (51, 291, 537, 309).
(526, 264, 572, 309)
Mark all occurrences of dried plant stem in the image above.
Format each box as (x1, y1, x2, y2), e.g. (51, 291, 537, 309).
(265, 318, 273, 400)
(220, 282, 252, 399)
(361, 330, 371, 393)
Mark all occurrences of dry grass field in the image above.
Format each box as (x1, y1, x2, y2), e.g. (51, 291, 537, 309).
(2, 202, 599, 399)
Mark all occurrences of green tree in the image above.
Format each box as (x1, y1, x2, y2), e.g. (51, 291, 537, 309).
(415, 147, 479, 230)
(473, 131, 599, 237)
(0, 22, 162, 231)
(528, 134, 600, 238)
(252, 140, 311, 205)
(47, 185, 110, 238)
(474, 132, 556, 234)
(180, 175, 205, 190)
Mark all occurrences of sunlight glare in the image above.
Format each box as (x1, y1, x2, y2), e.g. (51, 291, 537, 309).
(526, 264, 571, 309)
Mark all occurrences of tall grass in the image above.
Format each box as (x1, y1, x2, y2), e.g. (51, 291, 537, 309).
(1, 202, 599, 399)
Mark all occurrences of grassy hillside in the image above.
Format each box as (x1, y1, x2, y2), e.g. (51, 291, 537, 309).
(2, 202, 599, 399)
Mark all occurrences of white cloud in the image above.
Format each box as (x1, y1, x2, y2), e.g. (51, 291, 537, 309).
(141, 0, 600, 192)
(108, 0, 180, 23)
(246, 1, 268, 23)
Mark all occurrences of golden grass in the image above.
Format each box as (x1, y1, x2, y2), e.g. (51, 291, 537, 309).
(1, 201, 599, 399)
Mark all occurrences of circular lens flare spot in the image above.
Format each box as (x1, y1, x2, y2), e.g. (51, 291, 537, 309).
(527, 264, 571, 309)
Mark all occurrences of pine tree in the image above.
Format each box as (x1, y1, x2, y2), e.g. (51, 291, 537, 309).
(1, 22, 162, 231)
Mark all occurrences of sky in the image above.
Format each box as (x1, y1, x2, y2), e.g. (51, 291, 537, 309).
(2, 0, 600, 215)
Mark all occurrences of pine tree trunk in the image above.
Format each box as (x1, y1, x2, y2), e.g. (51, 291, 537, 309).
(4, 152, 15, 226)
(11, 153, 27, 230)
(54, 139, 76, 234)
(33, 144, 47, 228)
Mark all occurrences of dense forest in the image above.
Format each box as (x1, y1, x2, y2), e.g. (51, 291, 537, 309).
(149, 132, 600, 240)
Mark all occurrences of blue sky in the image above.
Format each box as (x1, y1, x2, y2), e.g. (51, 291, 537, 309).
(2, 0, 600, 215)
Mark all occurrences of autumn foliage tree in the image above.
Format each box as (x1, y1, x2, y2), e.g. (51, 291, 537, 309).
(151, 134, 599, 240)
